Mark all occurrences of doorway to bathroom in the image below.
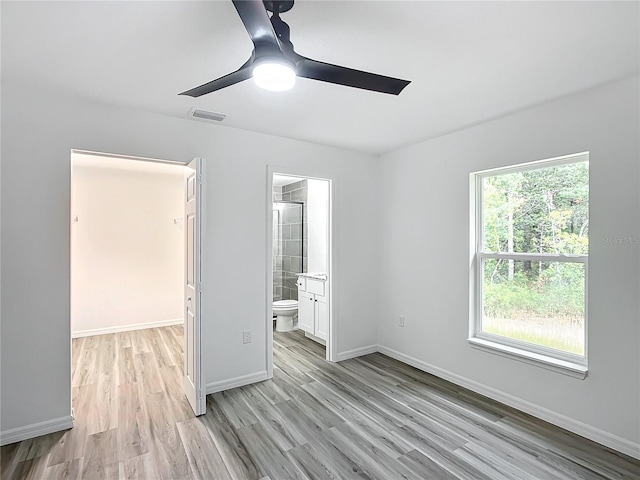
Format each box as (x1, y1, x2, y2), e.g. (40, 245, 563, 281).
(267, 169, 333, 376)
(70, 150, 205, 427)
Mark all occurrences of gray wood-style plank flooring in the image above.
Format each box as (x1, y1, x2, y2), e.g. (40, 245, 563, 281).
(2, 326, 639, 479)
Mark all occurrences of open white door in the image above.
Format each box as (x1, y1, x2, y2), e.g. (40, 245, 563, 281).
(184, 158, 205, 415)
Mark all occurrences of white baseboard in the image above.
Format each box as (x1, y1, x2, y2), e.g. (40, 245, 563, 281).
(1, 415, 74, 446)
(206, 371, 269, 395)
(72, 318, 184, 338)
(336, 344, 379, 362)
(377, 345, 640, 460)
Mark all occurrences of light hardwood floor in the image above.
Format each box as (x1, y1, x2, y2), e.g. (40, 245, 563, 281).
(2, 326, 639, 479)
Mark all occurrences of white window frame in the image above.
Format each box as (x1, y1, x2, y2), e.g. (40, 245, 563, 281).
(469, 152, 589, 379)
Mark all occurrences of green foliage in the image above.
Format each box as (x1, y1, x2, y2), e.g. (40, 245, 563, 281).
(480, 161, 588, 354)
(483, 278, 584, 321)
(483, 161, 589, 256)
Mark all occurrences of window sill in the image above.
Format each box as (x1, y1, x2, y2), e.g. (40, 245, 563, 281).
(468, 337, 588, 379)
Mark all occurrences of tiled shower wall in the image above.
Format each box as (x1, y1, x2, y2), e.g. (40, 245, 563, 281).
(273, 180, 307, 301)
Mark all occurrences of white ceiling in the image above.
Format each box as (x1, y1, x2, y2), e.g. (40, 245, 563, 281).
(2, 1, 638, 155)
(273, 174, 305, 187)
(72, 152, 186, 175)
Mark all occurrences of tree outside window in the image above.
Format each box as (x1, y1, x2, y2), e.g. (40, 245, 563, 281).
(474, 154, 588, 361)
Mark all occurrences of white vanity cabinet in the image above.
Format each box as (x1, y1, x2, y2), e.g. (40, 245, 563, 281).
(315, 294, 328, 339)
(297, 292, 315, 334)
(297, 276, 327, 341)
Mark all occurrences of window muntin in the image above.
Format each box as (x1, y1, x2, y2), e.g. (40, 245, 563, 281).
(473, 153, 588, 364)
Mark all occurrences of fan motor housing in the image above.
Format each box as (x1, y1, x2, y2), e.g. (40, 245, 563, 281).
(264, 1, 294, 14)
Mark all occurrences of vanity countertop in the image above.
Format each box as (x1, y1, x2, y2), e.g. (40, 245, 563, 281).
(297, 273, 327, 281)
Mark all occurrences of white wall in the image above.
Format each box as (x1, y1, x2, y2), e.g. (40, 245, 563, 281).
(71, 155, 184, 335)
(0, 79, 379, 435)
(377, 76, 640, 454)
(307, 178, 329, 273)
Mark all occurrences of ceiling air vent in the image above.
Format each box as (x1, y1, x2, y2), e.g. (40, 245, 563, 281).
(189, 108, 226, 122)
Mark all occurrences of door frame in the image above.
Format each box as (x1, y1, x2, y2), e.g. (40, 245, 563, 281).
(69, 149, 205, 417)
(266, 165, 336, 378)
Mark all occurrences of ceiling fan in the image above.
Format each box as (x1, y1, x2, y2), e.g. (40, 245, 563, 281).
(180, 0, 410, 97)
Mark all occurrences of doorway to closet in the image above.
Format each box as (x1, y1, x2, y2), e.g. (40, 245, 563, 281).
(70, 151, 204, 436)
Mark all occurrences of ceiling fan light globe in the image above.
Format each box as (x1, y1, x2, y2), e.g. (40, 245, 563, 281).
(252, 61, 296, 91)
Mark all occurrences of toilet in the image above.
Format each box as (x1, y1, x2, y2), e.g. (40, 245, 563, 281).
(273, 300, 298, 332)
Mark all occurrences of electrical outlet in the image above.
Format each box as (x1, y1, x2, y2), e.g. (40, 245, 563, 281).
(243, 330, 252, 344)
(398, 315, 405, 327)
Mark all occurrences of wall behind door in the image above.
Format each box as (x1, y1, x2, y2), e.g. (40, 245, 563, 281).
(307, 178, 329, 273)
(71, 154, 185, 336)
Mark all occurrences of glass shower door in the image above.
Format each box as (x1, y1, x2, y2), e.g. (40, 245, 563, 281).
(273, 201, 303, 301)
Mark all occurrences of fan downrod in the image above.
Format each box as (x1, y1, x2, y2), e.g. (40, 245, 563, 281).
(264, 0, 294, 14)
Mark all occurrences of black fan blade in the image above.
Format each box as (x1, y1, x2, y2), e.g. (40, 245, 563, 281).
(180, 63, 253, 97)
(297, 57, 410, 95)
(232, 0, 281, 53)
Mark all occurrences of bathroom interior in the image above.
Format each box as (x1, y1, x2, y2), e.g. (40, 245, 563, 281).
(272, 174, 330, 352)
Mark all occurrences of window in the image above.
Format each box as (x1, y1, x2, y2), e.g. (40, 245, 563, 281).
(470, 153, 589, 377)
